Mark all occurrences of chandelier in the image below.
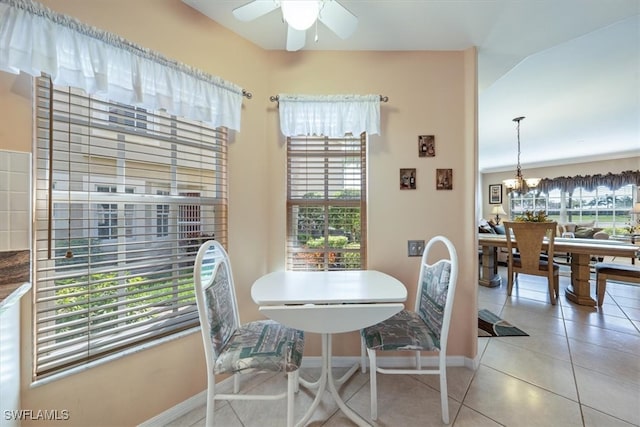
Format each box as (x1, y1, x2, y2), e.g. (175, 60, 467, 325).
(503, 116, 540, 194)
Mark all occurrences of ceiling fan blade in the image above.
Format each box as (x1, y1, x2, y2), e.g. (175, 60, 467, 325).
(286, 26, 306, 51)
(318, 0, 358, 39)
(232, 0, 279, 22)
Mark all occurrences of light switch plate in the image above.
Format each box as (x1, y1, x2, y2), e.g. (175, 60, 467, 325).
(408, 240, 425, 257)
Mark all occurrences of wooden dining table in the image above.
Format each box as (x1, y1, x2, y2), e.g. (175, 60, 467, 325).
(478, 234, 639, 306)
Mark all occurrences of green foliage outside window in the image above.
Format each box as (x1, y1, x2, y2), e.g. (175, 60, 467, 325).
(55, 270, 195, 340)
(297, 190, 361, 242)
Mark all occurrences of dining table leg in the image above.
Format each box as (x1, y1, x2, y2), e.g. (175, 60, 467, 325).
(295, 338, 328, 427)
(324, 334, 370, 426)
(565, 252, 597, 306)
(479, 245, 501, 287)
(297, 334, 370, 427)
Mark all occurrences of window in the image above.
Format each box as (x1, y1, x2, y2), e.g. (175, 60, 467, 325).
(509, 184, 635, 234)
(33, 76, 227, 378)
(96, 185, 136, 239)
(109, 103, 148, 131)
(286, 134, 367, 270)
(97, 185, 118, 239)
(509, 192, 548, 218)
(156, 190, 170, 237)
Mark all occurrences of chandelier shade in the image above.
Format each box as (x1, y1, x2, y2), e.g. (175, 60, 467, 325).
(503, 116, 540, 194)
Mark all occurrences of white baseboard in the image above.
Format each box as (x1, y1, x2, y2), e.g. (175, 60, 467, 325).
(138, 390, 207, 427)
(138, 354, 477, 426)
(301, 354, 473, 367)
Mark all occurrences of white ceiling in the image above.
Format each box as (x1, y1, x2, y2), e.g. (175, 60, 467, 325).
(182, 0, 640, 172)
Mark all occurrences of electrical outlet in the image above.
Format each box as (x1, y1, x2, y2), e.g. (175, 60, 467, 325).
(408, 240, 425, 257)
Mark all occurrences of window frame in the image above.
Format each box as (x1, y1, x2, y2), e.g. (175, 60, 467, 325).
(509, 184, 636, 234)
(286, 133, 367, 271)
(33, 76, 227, 379)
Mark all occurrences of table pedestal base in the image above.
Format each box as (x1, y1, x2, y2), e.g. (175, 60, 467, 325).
(479, 246, 501, 287)
(565, 253, 596, 306)
(296, 333, 369, 427)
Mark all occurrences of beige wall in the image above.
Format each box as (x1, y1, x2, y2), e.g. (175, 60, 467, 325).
(1, 0, 477, 425)
(480, 157, 640, 220)
(264, 50, 479, 358)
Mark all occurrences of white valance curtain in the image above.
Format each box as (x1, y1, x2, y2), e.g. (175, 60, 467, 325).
(278, 94, 381, 137)
(0, 0, 243, 130)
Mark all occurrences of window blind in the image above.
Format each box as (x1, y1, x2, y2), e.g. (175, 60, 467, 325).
(33, 76, 227, 378)
(286, 134, 367, 271)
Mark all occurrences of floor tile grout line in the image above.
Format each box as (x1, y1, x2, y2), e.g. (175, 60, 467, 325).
(559, 292, 587, 427)
(479, 286, 587, 416)
(610, 291, 640, 334)
(170, 263, 640, 426)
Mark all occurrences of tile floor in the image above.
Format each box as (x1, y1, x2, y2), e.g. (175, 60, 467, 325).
(165, 263, 640, 427)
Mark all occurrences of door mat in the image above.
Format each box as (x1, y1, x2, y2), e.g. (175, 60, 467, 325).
(478, 309, 528, 337)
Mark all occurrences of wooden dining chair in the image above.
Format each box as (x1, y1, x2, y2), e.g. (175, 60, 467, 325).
(360, 235, 459, 424)
(193, 240, 305, 427)
(504, 221, 560, 305)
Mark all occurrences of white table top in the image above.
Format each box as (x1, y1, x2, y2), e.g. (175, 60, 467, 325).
(252, 270, 408, 334)
(251, 270, 407, 306)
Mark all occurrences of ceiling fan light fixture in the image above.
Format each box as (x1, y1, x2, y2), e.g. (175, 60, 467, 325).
(281, 0, 320, 31)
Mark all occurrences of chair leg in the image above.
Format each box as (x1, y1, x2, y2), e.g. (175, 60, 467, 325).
(547, 276, 556, 305)
(286, 372, 295, 427)
(367, 348, 378, 421)
(596, 274, 607, 306)
(233, 372, 240, 393)
(205, 381, 215, 427)
(439, 353, 450, 425)
(507, 268, 514, 296)
(360, 336, 367, 373)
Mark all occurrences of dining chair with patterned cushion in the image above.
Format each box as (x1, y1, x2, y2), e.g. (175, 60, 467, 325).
(360, 235, 458, 424)
(504, 221, 560, 305)
(194, 240, 305, 427)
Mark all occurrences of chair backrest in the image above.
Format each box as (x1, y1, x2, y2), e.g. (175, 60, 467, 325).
(414, 235, 459, 351)
(504, 221, 557, 270)
(194, 240, 240, 363)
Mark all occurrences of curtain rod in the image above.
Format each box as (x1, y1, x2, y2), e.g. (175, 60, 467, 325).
(269, 94, 388, 104)
(242, 90, 252, 99)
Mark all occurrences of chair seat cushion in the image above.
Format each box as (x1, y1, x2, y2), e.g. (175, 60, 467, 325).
(595, 262, 640, 278)
(362, 310, 439, 352)
(214, 320, 304, 375)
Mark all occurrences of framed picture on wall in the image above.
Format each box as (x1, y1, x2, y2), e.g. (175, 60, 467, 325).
(489, 184, 502, 204)
(436, 168, 452, 190)
(400, 168, 417, 190)
(418, 135, 435, 157)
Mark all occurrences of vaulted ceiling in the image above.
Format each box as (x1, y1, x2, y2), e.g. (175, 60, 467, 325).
(183, 0, 640, 172)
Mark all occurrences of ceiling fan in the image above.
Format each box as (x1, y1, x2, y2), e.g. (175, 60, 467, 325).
(232, 0, 358, 51)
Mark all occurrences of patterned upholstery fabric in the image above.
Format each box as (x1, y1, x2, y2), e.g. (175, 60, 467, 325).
(417, 260, 451, 345)
(362, 310, 438, 351)
(362, 260, 451, 352)
(214, 320, 305, 375)
(204, 257, 304, 375)
(204, 261, 238, 357)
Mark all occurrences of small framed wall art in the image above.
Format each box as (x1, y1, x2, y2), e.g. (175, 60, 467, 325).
(436, 168, 452, 190)
(400, 168, 417, 190)
(418, 135, 435, 157)
(489, 184, 502, 204)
